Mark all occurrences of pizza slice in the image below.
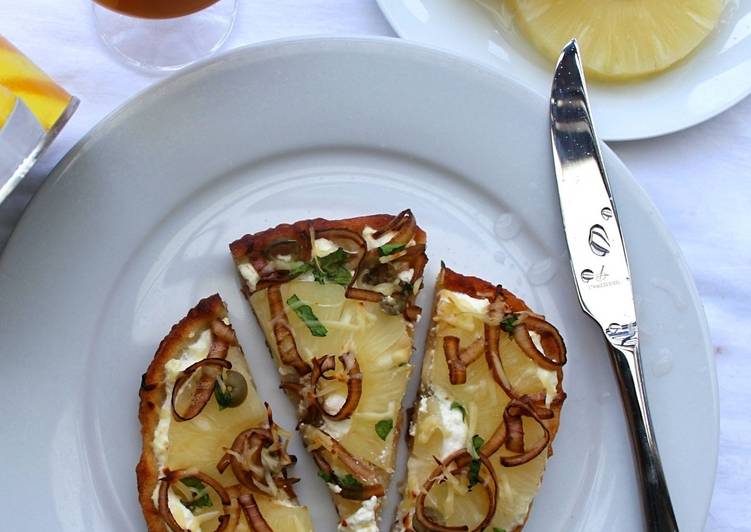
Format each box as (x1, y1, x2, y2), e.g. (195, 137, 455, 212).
(229, 210, 428, 530)
(136, 294, 313, 532)
(395, 265, 567, 531)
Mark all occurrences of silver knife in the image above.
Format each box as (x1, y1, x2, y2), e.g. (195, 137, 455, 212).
(550, 40, 679, 531)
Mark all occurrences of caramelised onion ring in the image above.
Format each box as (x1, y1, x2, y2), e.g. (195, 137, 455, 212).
(268, 284, 311, 376)
(171, 357, 232, 422)
(512, 315, 567, 369)
(211, 319, 238, 346)
(217, 404, 296, 496)
(217, 428, 273, 491)
(311, 450, 386, 501)
(158, 469, 231, 532)
(345, 286, 385, 302)
(483, 323, 519, 401)
(305, 426, 385, 500)
(377, 243, 426, 264)
(372, 209, 417, 245)
(500, 401, 550, 467)
(519, 391, 555, 420)
(238, 493, 273, 532)
(480, 400, 550, 467)
(415, 450, 498, 532)
(443, 336, 484, 385)
(311, 353, 362, 421)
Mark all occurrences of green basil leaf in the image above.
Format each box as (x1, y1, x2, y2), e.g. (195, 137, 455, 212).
(311, 248, 353, 286)
(500, 315, 518, 333)
(179, 478, 213, 511)
(450, 401, 466, 420)
(467, 458, 481, 489)
(289, 261, 313, 278)
(493, 528, 508, 532)
(378, 243, 406, 256)
(375, 419, 394, 441)
(317, 247, 348, 268)
(472, 434, 485, 454)
(338, 474, 362, 490)
(318, 470, 335, 484)
(286, 294, 327, 337)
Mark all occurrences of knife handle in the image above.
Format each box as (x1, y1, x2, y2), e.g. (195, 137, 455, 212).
(608, 340, 679, 532)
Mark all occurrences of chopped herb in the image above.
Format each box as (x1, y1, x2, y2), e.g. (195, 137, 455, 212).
(338, 474, 362, 490)
(471, 435, 485, 456)
(375, 419, 394, 441)
(378, 243, 407, 256)
(314, 248, 352, 286)
(500, 315, 518, 334)
(318, 470, 335, 484)
(179, 477, 212, 511)
(467, 434, 485, 489)
(467, 458, 481, 489)
(450, 401, 466, 420)
(287, 248, 352, 286)
(289, 261, 313, 277)
(214, 381, 232, 410)
(493, 529, 508, 532)
(401, 282, 414, 295)
(286, 294, 328, 337)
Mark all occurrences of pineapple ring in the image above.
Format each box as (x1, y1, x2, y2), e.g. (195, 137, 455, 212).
(508, 0, 724, 80)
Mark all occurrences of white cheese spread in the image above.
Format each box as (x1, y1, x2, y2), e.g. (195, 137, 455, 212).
(362, 226, 395, 250)
(238, 262, 260, 291)
(338, 496, 379, 532)
(313, 237, 339, 258)
(397, 269, 414, 283)
(433, 387, 468, 458)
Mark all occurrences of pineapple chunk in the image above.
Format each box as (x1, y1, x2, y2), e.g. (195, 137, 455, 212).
(250, 281, 414, 472)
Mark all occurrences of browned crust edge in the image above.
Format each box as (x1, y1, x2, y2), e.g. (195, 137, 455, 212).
(230, 213, 427, 522)
(229, 213, 427, 266)
(135, 294, 227, 532)
(398, 264, 566, 532)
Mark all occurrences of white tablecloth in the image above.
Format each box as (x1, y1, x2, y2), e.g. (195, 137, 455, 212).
(0, 1, 747, 530)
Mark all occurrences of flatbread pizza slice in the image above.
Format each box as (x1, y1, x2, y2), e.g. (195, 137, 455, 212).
(395, 265, 567, 531)
(136, 294, 312, 532)
(229, 210, 428, 531)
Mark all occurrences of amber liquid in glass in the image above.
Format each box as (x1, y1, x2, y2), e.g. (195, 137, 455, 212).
(95, 0, 221, 19)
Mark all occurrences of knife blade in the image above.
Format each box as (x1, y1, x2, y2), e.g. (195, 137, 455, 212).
(550, 39, 679, 532)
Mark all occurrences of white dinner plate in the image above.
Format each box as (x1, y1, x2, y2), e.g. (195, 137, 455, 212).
(377, 0, 751, 141)
(0, 37, 717, 531)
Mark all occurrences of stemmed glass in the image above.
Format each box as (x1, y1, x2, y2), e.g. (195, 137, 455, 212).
(92, 0, 238, 72)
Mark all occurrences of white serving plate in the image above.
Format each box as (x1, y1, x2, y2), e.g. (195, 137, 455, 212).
(377, 0, 751, 141)
(0, 37, 717, 531)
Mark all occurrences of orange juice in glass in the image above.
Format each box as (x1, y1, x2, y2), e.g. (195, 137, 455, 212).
(92, 0, 237, 71)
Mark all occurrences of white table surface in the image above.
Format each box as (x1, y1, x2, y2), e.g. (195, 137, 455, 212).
(0, 1, 748, 531)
